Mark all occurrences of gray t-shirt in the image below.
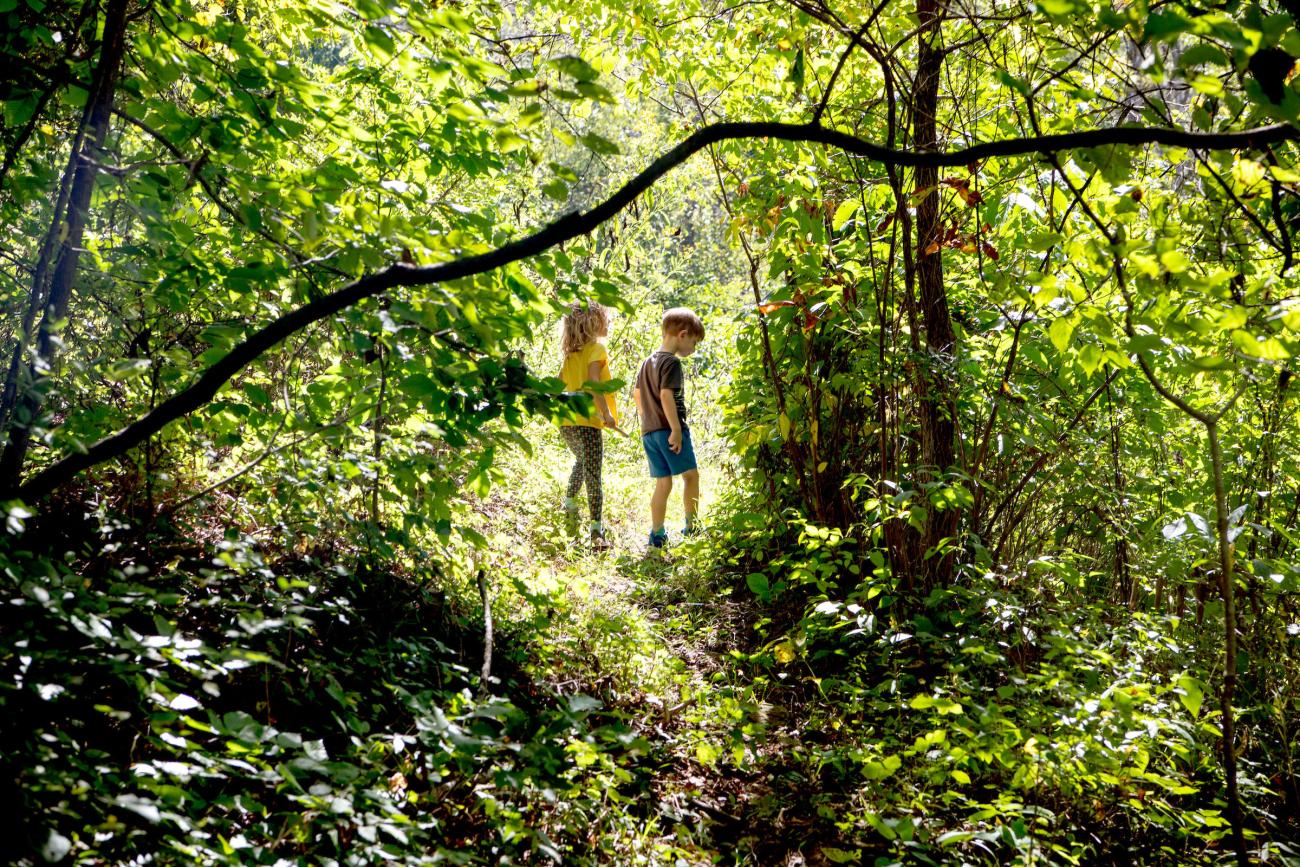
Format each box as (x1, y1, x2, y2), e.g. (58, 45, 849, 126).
(636, 350, 687, 435)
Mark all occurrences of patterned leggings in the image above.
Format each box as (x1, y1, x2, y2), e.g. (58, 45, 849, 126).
(560, 425, 603, 522)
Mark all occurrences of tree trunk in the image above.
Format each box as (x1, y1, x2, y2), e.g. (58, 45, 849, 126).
(0, 0, 131, 490)
(1207, 418, 1250, 866)
(913, 0, 958, 588)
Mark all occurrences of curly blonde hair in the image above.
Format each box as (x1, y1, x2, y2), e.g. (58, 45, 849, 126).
(560, 300, 610, 357)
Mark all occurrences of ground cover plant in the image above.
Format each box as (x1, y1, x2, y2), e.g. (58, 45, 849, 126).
(2, 0, 1300, 863)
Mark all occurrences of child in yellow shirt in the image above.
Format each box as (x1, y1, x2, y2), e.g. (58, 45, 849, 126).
(558, 300, 619, 547)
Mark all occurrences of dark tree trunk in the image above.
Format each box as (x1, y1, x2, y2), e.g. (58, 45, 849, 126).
(0, 0, 132, 489)
(913, 0, 958, 588)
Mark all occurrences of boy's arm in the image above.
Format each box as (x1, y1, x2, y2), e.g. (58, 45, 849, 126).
(659, 388, 682, 453)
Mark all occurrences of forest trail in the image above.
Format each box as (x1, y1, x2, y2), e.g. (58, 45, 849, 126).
(488, 428, 856, 865)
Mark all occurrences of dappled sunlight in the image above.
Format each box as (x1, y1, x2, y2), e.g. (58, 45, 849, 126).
(3, 0, 1299, 861)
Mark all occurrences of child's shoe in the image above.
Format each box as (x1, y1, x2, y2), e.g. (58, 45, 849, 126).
(562, 498, 581, 536)
(590, 526, 612, 551)
(647, 529, 668, 551)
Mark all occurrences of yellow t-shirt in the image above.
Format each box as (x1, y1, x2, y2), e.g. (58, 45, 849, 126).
(559, 341, 619, 428)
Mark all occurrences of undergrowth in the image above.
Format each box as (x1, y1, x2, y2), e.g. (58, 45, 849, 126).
(2, 419, 1297, 865)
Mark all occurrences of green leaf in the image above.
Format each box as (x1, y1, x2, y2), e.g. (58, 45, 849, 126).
(505, 80, 543, 97)
(995, 69, 1030, 96)
(1143, 9, 1193, 41)
(773, 639, 796, 663)
(541, 179, 568, 202)
(579, 133, 620, 155)
(1178, 43, 1229, 69)
(354, 0, 387, 19)
(746, 572, 770, 598)
(1160, 249, 1191, 273)
(1048, 316, 1074, 353)
(1177, 673, 1204, 717)
(832, 198, 859, 231)
(399, 373, 438, 399)
(1186, 353, 1230, 370)
(1036, 0, 1079, 14)
(1231, 330, 1291, 360)
(567, 694, 602, 713)
(861, 754, 902, 780)
(575, 80, 615, 103)
(199, 324, 244, 347)
(105, 359, 152, 381)
(4, 93, 36, 127)
(549, 55, 598, 82)
(549, 162, 579, 182)
(362, 25, 395, 60)
(494, 128, 528, 154)
(1078, 344, 1102, 374)
(1125, 333, 1164, 354)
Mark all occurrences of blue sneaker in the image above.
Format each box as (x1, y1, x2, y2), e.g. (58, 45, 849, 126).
(647, 529, 668, 549)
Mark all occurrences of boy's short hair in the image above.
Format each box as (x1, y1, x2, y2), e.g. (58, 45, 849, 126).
(661, 307, 705, 339)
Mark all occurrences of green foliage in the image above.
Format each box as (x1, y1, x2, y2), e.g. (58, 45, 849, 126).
(0, 526, 682, 865)
(693, 505, 1300, 863)
(2, 0, 1300, 862)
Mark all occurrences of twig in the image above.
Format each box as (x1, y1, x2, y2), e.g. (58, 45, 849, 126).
(811, 0, 893, 124)
(477, 568, 493, 693)
(160, 400, 375, 515)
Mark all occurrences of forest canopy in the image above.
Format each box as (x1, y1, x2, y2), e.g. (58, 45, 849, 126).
(1, 0, 1299, 863)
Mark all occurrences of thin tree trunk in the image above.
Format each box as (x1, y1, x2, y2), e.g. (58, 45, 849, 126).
(0, 106, 91, 435)
(1207, 418, 1249, 865)
(1104, 368, 1134, 606)
(913, 0, 958, 588)
(0, 0, 132, 489)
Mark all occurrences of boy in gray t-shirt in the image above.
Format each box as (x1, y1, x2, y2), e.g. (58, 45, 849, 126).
(632, 308, 705, 550)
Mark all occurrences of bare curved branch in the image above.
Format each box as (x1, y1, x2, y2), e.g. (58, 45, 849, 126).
(10, 118, 1300, 502)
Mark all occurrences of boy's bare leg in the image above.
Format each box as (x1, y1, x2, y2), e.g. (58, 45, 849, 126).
(651, 476, 673, 529)
(681, 469, 699, 522)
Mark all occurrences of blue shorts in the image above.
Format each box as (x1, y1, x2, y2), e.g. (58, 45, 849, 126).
(643, 427, 698, 478)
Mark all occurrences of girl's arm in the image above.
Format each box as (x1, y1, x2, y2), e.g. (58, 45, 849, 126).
(587, 359, 616, 426)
